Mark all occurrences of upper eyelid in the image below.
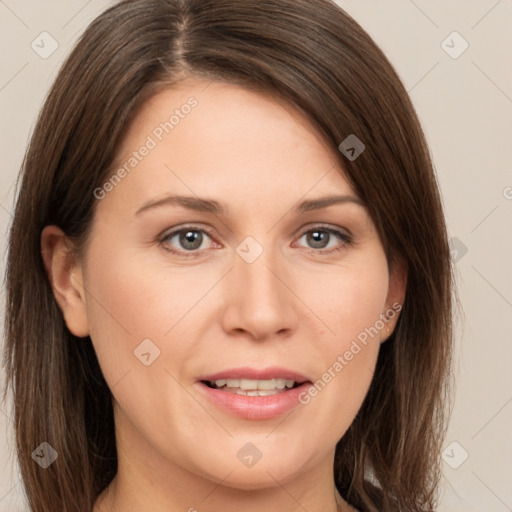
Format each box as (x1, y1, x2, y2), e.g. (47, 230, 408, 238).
(161, 222, 350, 237)
(160, 223, 216, 241)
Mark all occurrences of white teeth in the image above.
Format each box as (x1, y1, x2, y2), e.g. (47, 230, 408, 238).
(212, 378, 298, 391)
(240, 379, 259, 390)
(257, 389, 280, 396)
(235, 389, 281, 396)
(256, 379, 276, 390)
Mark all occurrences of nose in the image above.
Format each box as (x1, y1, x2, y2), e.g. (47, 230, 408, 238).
(221, 245, 299, 341)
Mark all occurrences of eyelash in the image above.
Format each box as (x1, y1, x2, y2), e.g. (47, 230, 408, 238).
(159, 224, 353, 259)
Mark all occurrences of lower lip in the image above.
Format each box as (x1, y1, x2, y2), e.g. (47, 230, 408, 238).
(196, 382, 311, 420)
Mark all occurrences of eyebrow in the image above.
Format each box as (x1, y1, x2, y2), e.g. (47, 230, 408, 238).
(135, 193, 365, 216)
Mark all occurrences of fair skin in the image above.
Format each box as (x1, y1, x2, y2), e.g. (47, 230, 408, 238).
(41, 78, 405, 512)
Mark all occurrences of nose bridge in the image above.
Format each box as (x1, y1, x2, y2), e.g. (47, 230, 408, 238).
(222, 235, 297, 338)
(236, 235, 287, 304)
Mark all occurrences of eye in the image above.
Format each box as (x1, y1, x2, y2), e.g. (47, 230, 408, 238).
(295, 225, 352, 254)
(160, 226, 218, 257)
(159, 223, 352, 258)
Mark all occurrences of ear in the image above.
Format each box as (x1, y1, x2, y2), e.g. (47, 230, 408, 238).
(40, 225, 90, 337)
(381, 257, 407, 343)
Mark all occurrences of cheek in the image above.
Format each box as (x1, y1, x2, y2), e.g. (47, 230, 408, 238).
(297, 257, 388, 424)
(84, 241, 191, 338)
(82, 237, 176, 386)
(82, 235, 224, 391)
(308, 258, 390, 345)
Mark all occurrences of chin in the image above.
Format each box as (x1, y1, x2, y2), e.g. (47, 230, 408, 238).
(213, 470, 288, 491)
(196, 455, 308, 491)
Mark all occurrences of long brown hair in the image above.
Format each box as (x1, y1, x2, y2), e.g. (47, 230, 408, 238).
(2, 1, 453, 511)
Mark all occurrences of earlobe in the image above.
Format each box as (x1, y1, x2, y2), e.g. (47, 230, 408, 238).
(41, 225, 90, 337)
(381, 258, 407, 343)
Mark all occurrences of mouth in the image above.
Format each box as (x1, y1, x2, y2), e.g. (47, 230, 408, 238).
(201, 378, 304, 396)
(196, 367, 312, 420)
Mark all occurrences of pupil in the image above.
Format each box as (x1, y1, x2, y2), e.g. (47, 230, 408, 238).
(180, 230, 202, 250)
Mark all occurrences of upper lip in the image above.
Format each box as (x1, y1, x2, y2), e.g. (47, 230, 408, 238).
(199, 366, 311, 383)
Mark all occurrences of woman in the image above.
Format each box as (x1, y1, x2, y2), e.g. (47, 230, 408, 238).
(2, 0, 453, 511)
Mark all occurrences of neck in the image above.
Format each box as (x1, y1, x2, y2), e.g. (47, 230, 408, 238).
(96, 478, 351, 512)
(93, 405, 358, 512)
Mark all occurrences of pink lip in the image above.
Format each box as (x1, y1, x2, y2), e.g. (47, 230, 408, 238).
(198, 366, 310, 383)
(195, 366, 312, 421)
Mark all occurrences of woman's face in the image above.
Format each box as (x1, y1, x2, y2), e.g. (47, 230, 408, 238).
(52, 78, 404, 492)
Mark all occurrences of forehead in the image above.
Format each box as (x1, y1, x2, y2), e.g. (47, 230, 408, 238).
(99, 78, 357, 217)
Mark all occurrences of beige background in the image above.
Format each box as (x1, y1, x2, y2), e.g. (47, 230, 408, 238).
(1, 1, 511, 510)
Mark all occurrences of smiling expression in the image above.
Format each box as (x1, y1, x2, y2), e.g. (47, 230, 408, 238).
(59, 77, 404, 490)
